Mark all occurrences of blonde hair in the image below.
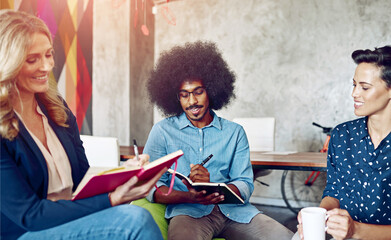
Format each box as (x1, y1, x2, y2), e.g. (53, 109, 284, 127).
(0, 9, 68, 141)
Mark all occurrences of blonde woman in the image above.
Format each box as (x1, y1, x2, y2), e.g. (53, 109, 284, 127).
(0, 9, 164, 240)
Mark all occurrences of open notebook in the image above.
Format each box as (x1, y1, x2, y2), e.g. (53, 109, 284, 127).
(168, 169, 244, 204)
(72, 150, 183, 200)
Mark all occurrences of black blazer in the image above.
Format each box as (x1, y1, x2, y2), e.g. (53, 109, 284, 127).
(1, 100, 111, 240)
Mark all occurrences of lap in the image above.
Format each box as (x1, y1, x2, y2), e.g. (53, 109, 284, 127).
(168, 214, 217, 240)
(19, 205, 163, 240)
(220, 213, 293, 240)
(168, 206, 293, 240)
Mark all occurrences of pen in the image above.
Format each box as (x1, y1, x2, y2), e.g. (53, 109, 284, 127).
(133, 139, 139, 161)
(200, 154, 213, 166)
(187, 154, 214, 178)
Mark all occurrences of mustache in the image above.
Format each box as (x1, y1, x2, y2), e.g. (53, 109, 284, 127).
(186, 105, 203, 110)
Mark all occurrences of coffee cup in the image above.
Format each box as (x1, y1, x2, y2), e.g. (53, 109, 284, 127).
(301, 207, 328, 240)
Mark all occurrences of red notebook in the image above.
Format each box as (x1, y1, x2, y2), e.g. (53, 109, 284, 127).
(72, 150, 183, 200)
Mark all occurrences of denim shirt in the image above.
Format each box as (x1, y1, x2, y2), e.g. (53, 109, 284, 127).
(144, 111, 260, 223)
(323, 117, 391, 224)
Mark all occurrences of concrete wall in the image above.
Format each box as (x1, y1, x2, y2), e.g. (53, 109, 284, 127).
(93, 0, 154, 146)
(130, 0, 155, 146)
(92, 0, 390, 205)
(93, 1, 131, 144)
(92, 0, 390, 149)
(152, 0, 391, 204)
(153, 0, 391, 152)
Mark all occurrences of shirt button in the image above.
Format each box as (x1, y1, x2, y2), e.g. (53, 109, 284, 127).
(199, 148, 202, 152)
(199, 129, 202, 133)
(227, 214, 229, 217)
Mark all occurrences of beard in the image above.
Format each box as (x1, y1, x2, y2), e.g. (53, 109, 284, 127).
(185, 105, 208, 121)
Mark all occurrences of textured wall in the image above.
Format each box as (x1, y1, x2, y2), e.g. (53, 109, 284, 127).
(152, 0, 391, 204)
(93, 0, 154, 146)
(93, 1, 131, 144)
(129, 0, 155, 146)
(153, 0, 391, 152)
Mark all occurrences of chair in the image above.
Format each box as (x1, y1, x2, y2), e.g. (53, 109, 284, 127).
(232, 117, 275, 152)
(131, 119, 276, 238)
(80, 135, 120, 167)
(232, 117, 275, 180)
(131, 198, 225, 240)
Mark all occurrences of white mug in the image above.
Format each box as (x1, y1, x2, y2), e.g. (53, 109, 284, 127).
(301, 207, 328, 240)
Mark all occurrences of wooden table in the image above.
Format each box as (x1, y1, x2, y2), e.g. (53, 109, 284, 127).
(120, 146, 144, 160)
(250, 151, 328, 213)
(120, 146, 327, 172)
(120, 147, 327, 213)
(250, 151, 327, 172)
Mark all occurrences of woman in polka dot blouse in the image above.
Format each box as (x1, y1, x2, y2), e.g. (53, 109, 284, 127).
(297, 45, 391, 240)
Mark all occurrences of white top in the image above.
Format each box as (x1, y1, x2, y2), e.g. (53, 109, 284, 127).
(15, 105, 73, 201)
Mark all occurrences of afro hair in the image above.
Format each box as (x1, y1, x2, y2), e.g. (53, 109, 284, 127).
(147, 41, 236, 116)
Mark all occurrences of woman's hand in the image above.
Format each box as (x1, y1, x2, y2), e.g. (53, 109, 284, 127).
(108, 167, 166, 206)
(297, 210, 304, 239)
(326, 208, 356, 240)
(122, 154, 150, 167)
(297, 208, 355, 240)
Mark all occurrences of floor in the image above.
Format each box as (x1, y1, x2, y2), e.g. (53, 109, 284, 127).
(254, 204, 298, 233)
(255, 204, 333, 240)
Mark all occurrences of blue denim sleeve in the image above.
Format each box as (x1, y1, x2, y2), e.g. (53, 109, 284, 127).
(144, 123, 170, 202)
(227, 125, 254, 202)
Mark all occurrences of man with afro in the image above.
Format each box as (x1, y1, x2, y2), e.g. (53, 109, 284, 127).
(144, 41, 293, 240)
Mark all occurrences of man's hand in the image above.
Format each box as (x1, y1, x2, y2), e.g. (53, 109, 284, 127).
(189, 163, 210, 182)
(183, 164, 223, 204)
(184, 186, 224, 205)
(153, 184, 224, 205)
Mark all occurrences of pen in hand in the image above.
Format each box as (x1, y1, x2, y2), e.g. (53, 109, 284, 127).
(188, 154, 214, 178)
(200, 154, 213, 166)
(133, 139, 139, 161)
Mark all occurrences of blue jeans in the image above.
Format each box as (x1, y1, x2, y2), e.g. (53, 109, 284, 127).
(18, 205, 163, 240)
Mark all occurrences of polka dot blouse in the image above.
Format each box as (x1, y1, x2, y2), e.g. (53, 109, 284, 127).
(323, 117, 391, 225)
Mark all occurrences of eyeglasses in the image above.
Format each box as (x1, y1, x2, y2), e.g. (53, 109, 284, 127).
(177, 87, 206, 101)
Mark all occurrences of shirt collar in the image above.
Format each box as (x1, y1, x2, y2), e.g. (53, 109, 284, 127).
(14, 100, 45, 120)
(357, 116, 369, 140)
(36, 104, 45, 117)
(178, 110, 222, 130)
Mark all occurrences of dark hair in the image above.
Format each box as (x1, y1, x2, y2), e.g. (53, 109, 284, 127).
(147, 41, 236, 116)
(352, 45, 391, 88)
